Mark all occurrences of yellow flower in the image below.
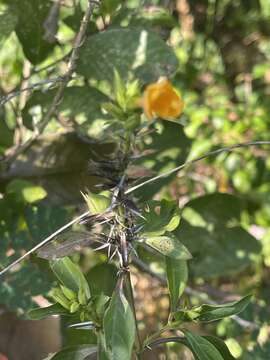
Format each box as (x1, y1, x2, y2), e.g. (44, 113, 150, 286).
(142, 78, 184, 120)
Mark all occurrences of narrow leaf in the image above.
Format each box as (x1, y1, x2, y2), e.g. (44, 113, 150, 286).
(27, 303, 68, 320)
(166, 258, 188, 312)
(203, 336, 236, 360)
(104, 291, 135, 360)
(46, 345, 97, 360)
(196, 294, 252, 322)
(183, 330, 224, 360)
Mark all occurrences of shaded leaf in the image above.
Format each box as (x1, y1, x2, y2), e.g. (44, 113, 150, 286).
(183, 330, 224, 360)
(166, 258, 188, 312)
(12, 0, 56, 64)
(195, 294, 252, 322)
(0, 7, 17, 44)
(203, 336, 236, 360)
(104, 291, 135, 360)
(87, 263, 118, 297)
(45, 345, 97, 360)
(175, 193, 261, 278)
(50, 257, 90, 300)
(134, 122, 191, 200)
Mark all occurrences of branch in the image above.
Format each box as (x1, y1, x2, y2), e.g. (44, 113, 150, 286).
(132, 257, 259, 331)
(126, 140, 270, 194)
(0, 77, 65, 107)
(0, 139, 269, 287)
(3, 0, 96, 165)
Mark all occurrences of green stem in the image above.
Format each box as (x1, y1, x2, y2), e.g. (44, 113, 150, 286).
(125, 271, 143, 359)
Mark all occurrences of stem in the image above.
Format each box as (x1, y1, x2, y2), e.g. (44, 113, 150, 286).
(125, 271, 143, 358)
(141, 336, 186, 353)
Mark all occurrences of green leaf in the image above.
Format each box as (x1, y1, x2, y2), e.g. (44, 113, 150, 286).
(27, 303, 68, 320)
(166, 258, 188, 312)
(100, 0, 121, 15)
(203, 336, 236, 360)
(104, 290, 135, 360)
(11, 0, 56, 64)
(46, 345, 97, 360)
(195, 294, 252, 322)
(113, 69, 127, 111)
(145, 234, 192, 260)
(183, 330, 224, 360)
(175, 193, 261, 278)
(77, 28, 178, 83)
(87, 263, 118, 297)
(81, 191, 111, 215)
(6, 179, 47, 203)
(50, 257, 90, 300)
(22, 86, 108, 131)
(0, 7, 17, 44)
(134, 122, 191, 200)
(140, 200, 181, 237)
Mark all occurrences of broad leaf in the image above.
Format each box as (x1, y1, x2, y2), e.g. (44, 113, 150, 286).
(0, 204, 67, 313)
(28, 303, 68, 320)
(11, 0, 56, 64)
(134, 121, 191, 200)
(22, 86, 108, 132)
(87, 263, 118, 297)
(175, 193, 261, 278)
(195, 294, 252, 322)
(50, 257, 90, 300)
(77, 28, 178, 83)
(145, 234, 192, 260)
(104, 291, 135, 360)
(166, 258, 188, 312)
(183, 330, 224, 360)
(0, 7, 17, 44)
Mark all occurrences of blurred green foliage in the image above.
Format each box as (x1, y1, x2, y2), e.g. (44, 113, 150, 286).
(0, 0, 270, 358)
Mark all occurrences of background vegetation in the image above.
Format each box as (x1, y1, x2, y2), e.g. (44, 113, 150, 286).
(0, 0, 270, 359)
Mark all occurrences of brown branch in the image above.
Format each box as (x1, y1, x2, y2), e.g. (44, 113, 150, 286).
(2, 0, 97, 166)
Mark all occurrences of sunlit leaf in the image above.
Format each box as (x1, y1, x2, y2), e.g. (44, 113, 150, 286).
(145, 234, 192, 260)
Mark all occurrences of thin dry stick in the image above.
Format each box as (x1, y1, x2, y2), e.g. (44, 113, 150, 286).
(3, 0, 96, 165)
(125, 140, 270, 194)
(0, 140, 269, 277)
(0, 76, 65, 107)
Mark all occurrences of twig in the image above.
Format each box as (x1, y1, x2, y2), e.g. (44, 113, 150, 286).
(0, 77, 65, 107)
(0, 211, 89, 277)
(2, 0, 96, 165)
(1, 140, 270, 281)
(125, 140, 270, 194)
(132, 257, 259, 331)
(142, 336, 186, 351)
